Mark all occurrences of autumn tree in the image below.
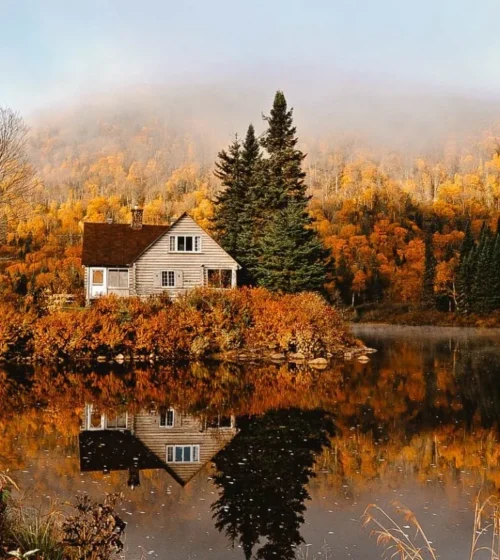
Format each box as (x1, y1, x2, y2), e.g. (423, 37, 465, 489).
(0, 107, 36, 209)
(422, 233, 436, 309)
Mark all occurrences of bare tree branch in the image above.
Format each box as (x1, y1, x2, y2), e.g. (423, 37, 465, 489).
(0, 107, 36, 209)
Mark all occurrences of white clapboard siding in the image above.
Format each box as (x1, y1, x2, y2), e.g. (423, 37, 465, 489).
(83, 266, 89, 301)
(134, 214, 239, 298)
(133, 410, 237, 484)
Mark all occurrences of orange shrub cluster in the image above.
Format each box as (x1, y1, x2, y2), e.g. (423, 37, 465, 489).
(0, 288, 354, 362)
(0, 302, 35, 359)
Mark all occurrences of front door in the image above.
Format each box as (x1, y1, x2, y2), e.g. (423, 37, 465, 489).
(90, 267, 107, 298)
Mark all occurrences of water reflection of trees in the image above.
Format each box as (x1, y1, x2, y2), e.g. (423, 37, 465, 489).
(211, 409, 335, 560)
(3, 341, 500, 527)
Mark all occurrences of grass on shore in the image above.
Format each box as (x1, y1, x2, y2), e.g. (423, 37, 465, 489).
(354, 302, 500, 328)
(364, 496, 500, 559)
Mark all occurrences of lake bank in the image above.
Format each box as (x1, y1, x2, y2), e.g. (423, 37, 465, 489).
(0, 288, 361, 365)
(352, 304, 500, 328)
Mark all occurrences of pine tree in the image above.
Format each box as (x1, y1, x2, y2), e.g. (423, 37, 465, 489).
(212, 92, 327, 293)
(212, 136, 245, 260)
(237, 125, 264, 282)
(422, 233, 437, 309)
(260, 91, 308, 212)
(490, 233, 500, 311)
(254, 200, 328, 293)
(460, 221, 474, 258)
(471, 225, 494, 314)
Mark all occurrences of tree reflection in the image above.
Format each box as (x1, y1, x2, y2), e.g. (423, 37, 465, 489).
(211, 408, 335, 560)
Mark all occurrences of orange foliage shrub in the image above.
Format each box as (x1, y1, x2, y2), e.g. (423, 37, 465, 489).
(244, 289, 353, 355)
(0, 302, 35, 359)
(5, 288, 353, 362)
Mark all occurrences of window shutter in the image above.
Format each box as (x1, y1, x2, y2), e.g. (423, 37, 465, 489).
(176, 270, 184, 288)
(169, 236, 175, 252)
(153, 271, 162, 288)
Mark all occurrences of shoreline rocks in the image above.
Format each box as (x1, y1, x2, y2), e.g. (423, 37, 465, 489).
(4, 343, 377, 367)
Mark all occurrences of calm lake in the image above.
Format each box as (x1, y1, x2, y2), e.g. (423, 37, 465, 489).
(2, 325, 500, 559)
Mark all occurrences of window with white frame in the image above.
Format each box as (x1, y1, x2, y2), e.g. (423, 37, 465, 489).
(166, 445, 200, 463)
(206, 269, 232, 288)
(161, 270, 176, 288)
(159, 408, 174, 427)
(169, 235, 201, 252)
(87, 405, 104, 430)
(108, 269, 129, 288)
(85, 405, 127, 430)
(92, 270, 104, 285)
(106, 412, 127, 429)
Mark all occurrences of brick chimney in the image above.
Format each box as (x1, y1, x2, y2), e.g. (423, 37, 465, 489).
(131, 205, 144, 230)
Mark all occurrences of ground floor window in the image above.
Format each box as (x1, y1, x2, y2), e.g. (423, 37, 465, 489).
(92, 270, 104, 285)
(108, 269, 129, 288)
(166, 444, 200, 463)
(88, 405, 104, 430)
(159, 408, 175, 427)
(206, 269, 232, 288)
(161, 270, 176, 288)
(86, 405, 127, 430)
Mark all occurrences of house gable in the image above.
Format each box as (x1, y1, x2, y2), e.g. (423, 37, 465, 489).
(132, 409, 237, 486)
(134, 214, 239, 297)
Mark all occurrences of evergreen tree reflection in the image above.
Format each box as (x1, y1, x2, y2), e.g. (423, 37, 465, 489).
(212, 408, 335, 560)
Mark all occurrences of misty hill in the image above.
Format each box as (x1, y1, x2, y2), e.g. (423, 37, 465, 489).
(25, 83, 500, 202)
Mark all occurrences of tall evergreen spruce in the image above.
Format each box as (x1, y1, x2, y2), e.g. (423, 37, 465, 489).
(238, 124, 264, 281)
(490, 234, 500, 311)
(253, 92, 327, 292)
(460, 221, 474, 258)
(422, 233, 436, 308)
(260, 91, 308, 210)
(255, 199, 328, 293)
(212, 136, 245, 260)
(212, 92, 328, 293)
(471, 225, 494, 314)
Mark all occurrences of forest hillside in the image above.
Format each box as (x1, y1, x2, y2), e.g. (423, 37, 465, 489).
(3, 88, 500, 320)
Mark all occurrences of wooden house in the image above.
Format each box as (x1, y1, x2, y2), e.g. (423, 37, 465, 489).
(80, 404, 237, 487)
(81, 208, 240, 303)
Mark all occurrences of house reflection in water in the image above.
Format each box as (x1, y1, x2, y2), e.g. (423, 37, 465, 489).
(79, 404, 237, 488)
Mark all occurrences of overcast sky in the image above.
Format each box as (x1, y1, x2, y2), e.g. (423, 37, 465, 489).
(2, 0, 500, 115)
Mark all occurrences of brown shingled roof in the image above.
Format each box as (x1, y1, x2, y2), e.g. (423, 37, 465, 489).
(82, 222, 170, 267)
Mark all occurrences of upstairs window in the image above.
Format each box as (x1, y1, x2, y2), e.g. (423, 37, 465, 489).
(108, 269, 129, 288)
(169, 235, 201, 252)
(159, 408, 175, 428)
(206, 415, 234, 429)
(166, 444, 200, 463)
